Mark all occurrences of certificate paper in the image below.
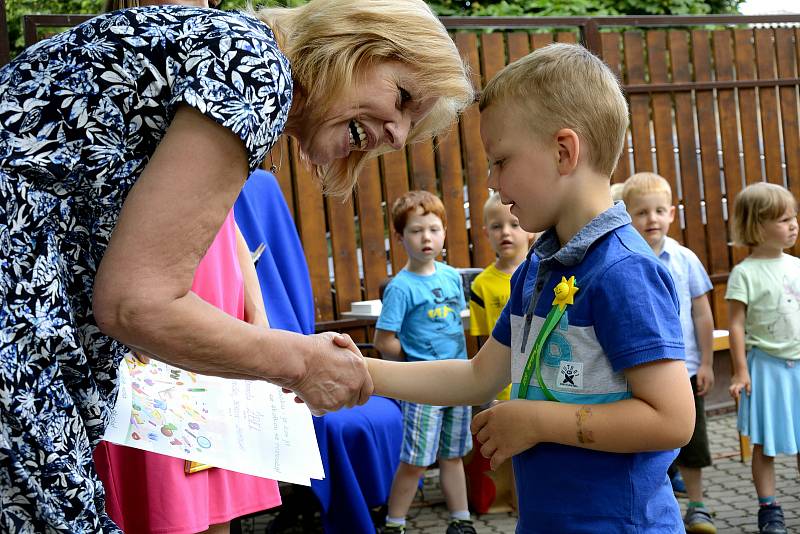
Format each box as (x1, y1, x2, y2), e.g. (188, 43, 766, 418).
(103, 354, 324, 485)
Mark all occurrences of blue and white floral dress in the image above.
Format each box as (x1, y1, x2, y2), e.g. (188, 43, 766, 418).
(0, 6, 292, 531)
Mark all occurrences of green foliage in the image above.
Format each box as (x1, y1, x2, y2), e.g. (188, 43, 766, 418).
(3, 0, 743, 59)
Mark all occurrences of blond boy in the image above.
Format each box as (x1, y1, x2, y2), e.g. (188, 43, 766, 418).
(623, 172, 716, 533)
(470, 192, 536, 401)
(364, 44, 694, 531)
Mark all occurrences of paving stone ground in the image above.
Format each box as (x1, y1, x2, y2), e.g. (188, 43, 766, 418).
(240, 412, 799, 534)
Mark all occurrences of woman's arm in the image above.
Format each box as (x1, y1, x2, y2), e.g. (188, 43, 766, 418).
(367, 335, 511, 406)
(93, 106, 371, 414)
(691, 293, 715, 395)
(235, 223, 269, 329)
(472, 358, 695, 470)
(727, 299, 750, 399)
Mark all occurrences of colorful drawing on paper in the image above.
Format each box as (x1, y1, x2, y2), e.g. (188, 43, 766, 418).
(123, 354, 227, 456)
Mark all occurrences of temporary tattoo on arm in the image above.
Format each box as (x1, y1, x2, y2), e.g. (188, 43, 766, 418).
(576, 405, 595, 444)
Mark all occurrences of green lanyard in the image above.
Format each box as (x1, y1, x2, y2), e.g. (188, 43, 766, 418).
(517, 276, 579, 401)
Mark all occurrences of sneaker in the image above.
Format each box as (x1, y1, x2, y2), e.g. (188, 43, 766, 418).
(758, 504, 787, 534)
(446, 519, 477, 534)
(670, 470, 687, 498)
(380, 523, 406, 534)
(684, 506, 716, 534)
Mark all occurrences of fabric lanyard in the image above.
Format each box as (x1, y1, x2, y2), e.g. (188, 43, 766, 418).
(517, 276, 578, 401)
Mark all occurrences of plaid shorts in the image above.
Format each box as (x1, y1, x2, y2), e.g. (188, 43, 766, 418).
(399, 401, 472, 467)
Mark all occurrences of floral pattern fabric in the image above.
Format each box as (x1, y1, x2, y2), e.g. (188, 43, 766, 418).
(0, 6, 292, 531)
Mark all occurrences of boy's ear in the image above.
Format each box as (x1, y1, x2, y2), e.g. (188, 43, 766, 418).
(555, 128, 580, 176)
(668, 205, 676, 223)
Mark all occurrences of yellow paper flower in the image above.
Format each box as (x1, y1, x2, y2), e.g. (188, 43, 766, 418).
(552, 275, 579, 311)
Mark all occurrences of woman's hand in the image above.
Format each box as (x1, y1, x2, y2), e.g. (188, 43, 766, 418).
(729, 370, 751, 400)
(471, 400, 539, 471)
(284, 332, 373, 416)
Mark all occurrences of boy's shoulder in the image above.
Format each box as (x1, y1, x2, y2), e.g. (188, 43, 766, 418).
(662, 236, 705, 266)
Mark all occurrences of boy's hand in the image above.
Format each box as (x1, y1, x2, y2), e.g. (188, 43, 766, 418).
(471, 400, 538, 471)
(695, 363, 715, 396)
(729, 371, 751, 400)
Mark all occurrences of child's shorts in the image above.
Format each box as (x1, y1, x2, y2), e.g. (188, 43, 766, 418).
(738, 347, 800, 456)
(399, 401, 472, 467)
(676, 374, 711, 468)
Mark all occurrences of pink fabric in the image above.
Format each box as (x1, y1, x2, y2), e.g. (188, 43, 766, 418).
(94, 210, 281, 533)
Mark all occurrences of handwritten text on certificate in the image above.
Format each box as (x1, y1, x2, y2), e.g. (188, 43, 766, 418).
(103, 354, 324, 485)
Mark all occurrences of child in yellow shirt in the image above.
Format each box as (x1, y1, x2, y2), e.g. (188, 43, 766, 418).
(470, 192, 538, 400)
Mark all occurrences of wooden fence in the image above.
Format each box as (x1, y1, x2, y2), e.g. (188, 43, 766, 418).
(3, 11, 800, 345)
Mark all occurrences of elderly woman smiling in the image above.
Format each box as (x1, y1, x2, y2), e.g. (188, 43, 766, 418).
(0, 0, 473, 530)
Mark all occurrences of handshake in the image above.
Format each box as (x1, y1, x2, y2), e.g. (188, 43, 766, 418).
(279, 331, 374, 416)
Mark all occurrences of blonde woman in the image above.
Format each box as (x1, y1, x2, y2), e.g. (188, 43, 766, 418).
(0, 0, 473, 531)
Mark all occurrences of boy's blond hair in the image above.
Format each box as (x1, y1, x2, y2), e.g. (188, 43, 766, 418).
(254, 0, 473, 196)
(479, 43, 628, 178)
(622, 172, 673, 206)
(482, 191, 504, 224)
(731, 182, 798, 247)
(391, 190, 447, 235)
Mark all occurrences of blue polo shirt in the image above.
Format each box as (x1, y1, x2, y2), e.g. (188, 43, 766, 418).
(493, 202, 685, 533)
(657, 236, 713, 377)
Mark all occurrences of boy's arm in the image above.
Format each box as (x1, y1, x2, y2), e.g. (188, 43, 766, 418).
(727, 299, 750, 399)
(367, 335, 511, 406)
(373, 328, 404, 361)
(472, 358, 694, 470)
(691, 293, 714, 395)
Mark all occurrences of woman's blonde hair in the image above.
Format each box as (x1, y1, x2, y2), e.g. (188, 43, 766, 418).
(731, 182, 798, 247)
(254, 0, 474, 196)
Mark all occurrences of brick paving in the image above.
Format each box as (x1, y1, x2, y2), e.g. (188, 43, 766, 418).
(241, 412, 799, 534)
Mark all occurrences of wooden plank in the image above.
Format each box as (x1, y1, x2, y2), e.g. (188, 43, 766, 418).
(409, 140, 437, 192)
(646, 30, 682, 241)
(270, 135, 294, 220)
(711, 282, 729, 329)
(623, 31, 654, 172)
(437, 125, 471, 268)
(356, 158, 389, 300)
(456, 32, 493, 269)
(692, 29, 730, 277)
(507, 31, 531, 62)
(669, 30, 708, 265)
(556, 31, 577, 44)
(290, 138, 334, 322)
(754, 29, 784, 185)
(733, 29, 763, 185)
(531, 32, 553, 50)
(602, 32, 631, 183)
(481, 33, 506, 84)
(777, 29, 800, 258)
(327, 194, 362, 316)
(712, 31, 747, 265)
(381, 150, 410, 274)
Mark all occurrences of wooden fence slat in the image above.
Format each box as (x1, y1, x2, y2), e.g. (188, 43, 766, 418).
(557, 31, 577, 44)
(437, 125, 470, 267)
(457, 32, 493, 269)
(691, 29, 730, 278)
(602, 32, 631, 183)
(713, 30, 748, 266)
(327, 195, 361, 315)
(669, 30, 708, 267)
(481, 33, 506, 85)
(754, 29, 784, 185)
(507, 31, 530, 62)
(356, 158, 389, 300)
(409, 141, 438, 192)
(531, 32, 553, 50)
(777, 29, 800, 258)
(381, 150, 410, 274)
(734, 29, 764, 186)
(624, 31, 654, 173)
(290, 139, 334, 321)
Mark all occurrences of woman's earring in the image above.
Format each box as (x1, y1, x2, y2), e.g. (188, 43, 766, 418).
(269, 142, 283, 174)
